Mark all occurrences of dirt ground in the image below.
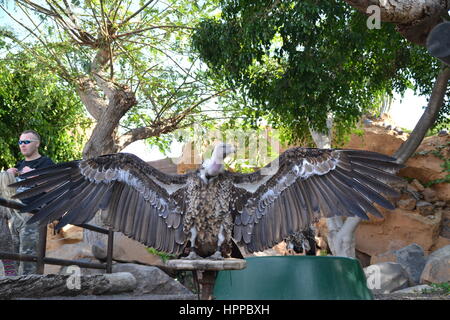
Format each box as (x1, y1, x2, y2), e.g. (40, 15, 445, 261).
(374, 293, 450, 300)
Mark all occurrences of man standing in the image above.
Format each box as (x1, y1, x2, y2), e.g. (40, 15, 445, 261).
(7, 130, 54, 274)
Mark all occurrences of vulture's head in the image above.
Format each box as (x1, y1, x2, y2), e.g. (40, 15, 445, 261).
(212, 142, 236, 162)
(202, 142, 236, 179)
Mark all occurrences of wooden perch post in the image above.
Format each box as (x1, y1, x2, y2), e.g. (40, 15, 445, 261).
(165, 258, 246, 300)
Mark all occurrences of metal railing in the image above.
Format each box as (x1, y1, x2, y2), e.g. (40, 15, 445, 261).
(0, 222, 114, 275)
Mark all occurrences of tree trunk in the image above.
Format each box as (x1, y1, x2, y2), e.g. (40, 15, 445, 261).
(342, 0, 448, 46)
(78, 78, 137, 245)
(394, 65, 450, 164)
(81, 85, 137, 159)
(310, 115, 361, 258)
(326, 216, 361, 258)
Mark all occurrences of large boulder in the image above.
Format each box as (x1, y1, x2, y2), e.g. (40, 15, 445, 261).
(441, 208, 450, 238)
(92, 232, 164, 267)
(344, 115, 407, 156)
(46, 224, 82, 252)
(420, 245, 450, 284)
(60, 225, 84, 242)
(370, 243, 427, 285)
(430, 236, 450, 252)
(44, 242, 100, 274)
(355, 208, 442, 257)
(400, 135, 450, 202)
(364, 262, 409, 294)
(111, 263, 192, 296)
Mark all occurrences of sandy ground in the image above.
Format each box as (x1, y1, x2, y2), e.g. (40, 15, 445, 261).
(374, 293, 449, 300)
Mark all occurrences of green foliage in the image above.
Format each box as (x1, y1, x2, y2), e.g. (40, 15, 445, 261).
(1, 0, 227, 155)
(0, 50, 91, 170)
(421, 282, 450, 294)
(425, 145, 450, 187)
(192, 0, 446, 145)
(147, 247, 177, 262)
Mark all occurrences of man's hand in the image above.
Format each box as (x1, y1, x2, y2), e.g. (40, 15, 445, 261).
(21, 166, 35, 174)
(21, 166, 37, 178)
(6, 168, 18, 176)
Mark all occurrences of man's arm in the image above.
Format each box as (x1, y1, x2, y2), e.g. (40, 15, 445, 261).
(6, 167, 18, 176)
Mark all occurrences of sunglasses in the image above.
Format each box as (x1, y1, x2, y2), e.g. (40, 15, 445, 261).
(18, 140, 39, 145)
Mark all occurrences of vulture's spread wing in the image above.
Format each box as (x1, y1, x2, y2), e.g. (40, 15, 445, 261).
(11, 153, 190, 254)
(229, 148, 404, 252)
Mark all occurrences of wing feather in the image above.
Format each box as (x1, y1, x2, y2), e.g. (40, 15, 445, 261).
(231, 147, 403, 253)
(12, 153, 190, 255)
(124, 189, 139, 235)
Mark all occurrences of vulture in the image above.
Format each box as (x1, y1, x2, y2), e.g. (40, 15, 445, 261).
(1, 143, 404, 260)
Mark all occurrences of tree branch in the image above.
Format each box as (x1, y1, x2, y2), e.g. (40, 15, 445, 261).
(113, 25, 194, 40)
(341, 0, 448, 45)
(0, 3, 72, 81)
(118, 0, 154, 27)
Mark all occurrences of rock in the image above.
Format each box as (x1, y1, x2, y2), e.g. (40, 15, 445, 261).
(438, 130, 448, 137)
(423, 188, 439, 203)
(272, 241, 289, 255)
(58, 258, 106, 276)
(416, 201, 434, 216)
(371, 251, 397, 265)
(435, 201, 446, 208)
(441, 209, 450, 238)
(250, 248, 283, 257)
(364, 262, 409, 294)
(406, 185, 422, 200)
(0, 272, 137, 299)
(397, 198, 416, 210)
(394, 244, 427, 285)
(92, 232, 164, 266)
(44, 242, 97, 274)
(356, 208, 442, 257)
(355, 249, 371, 268)
(400, 135, 450, 202)
(431, 182, 450, 203)
(60, 225, 84, 242)
(370, 244, 426, 285)
(363, 119, 373, 126)
(420, 245, 450, 284)
(394, 127, 403, 135)
(345, 123, 407, 156)
(46, 224, 80, 252)
(410, 179, 425, 192)
(443, 207, 450, 219)
(430, 236, 450, 252)
(92, 240, 126, 261)
(112, 263, 192, 296)
(391, 284, 433, 294)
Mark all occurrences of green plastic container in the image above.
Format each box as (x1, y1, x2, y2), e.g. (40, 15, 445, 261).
(214, 256, 373, 300)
